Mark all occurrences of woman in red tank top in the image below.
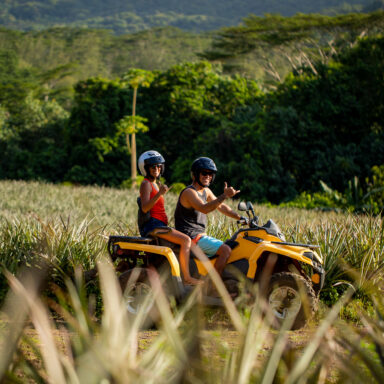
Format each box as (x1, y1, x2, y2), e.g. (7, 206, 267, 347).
(139, 150, 200, 286)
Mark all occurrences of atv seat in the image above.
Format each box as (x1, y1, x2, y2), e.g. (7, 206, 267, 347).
(147, 227, 172, 237)
(107, 235, 155, 259)
(148, 227, 180, 252)
(108, 228, 174, 250)
(108, 235, 154, 245)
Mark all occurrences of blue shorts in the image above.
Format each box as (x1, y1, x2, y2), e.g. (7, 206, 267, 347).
(141, 217, 167, 237)
(196, 235, 223, 258)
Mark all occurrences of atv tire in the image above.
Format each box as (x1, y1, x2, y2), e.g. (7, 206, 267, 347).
(119, 267, 159, 328)
(267, 272, 317, 330)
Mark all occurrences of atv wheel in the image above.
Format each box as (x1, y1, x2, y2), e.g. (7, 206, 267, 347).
(267, 272, 317, 330)
(118, 268, 158, 328)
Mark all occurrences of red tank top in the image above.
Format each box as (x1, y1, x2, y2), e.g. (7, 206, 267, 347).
(146, 179, 168, 225)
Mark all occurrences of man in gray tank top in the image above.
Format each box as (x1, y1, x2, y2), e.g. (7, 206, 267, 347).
(174, 157, 241, 277)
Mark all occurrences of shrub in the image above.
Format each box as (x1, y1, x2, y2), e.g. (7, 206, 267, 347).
(170, 182, 186, 195)
(120, 175, 144, 189)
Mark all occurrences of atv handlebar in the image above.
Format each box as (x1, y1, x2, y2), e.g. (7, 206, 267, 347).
(249, 218, 259, 228)
(237, 217, 259, 228)
(237, 201, 259, 227)
(237, 217, 249, 225)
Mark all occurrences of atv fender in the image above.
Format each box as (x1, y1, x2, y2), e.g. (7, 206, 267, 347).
(190, 238, 320, 282)
(247, 241, 313, 279)
(114, 241, 181, 277)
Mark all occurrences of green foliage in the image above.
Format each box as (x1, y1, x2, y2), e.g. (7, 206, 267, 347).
(62, 61, 261, 190)
(64, 165, 95, 185)
(281, 191, 342, 210)
(122, 68, 155, 89)
(0, 105, 8, 133)
(0, 180, 140, 228)
(0, 93, 69, 182)
(0, 0, 375, 34)
(0, 50, 40, 111)
(250, 35, 384, 202)
(320, 285, 343, 306)
(214, 12, 384, 49)
(283, 167, 384, 214)
(120, 175, 145, 189)
(202, 11, 384, 83)
(2, 181, 384, 383)
(139, 62, 262, 191)
(0, 26, 213, 106)
(115, 115, 149, 136)
(170, 182, 186, 195)
(365, 164, 384, 213)
(1, 26, 384, 206)
(2, 179, 384, 313)
(298, 212, 384, 306)
(62, 77, 131, 186)
(0, 217, 105, 303)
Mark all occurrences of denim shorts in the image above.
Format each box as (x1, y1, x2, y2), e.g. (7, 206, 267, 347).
(140, 217, 167, 237)
(196, 235, 223, 258)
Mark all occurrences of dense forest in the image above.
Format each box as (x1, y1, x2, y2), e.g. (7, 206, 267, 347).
(2, 10, 384, 102)
(1, 11, 384, 212)
(0, 26, 212, 103)
(0, 0, 381, 33)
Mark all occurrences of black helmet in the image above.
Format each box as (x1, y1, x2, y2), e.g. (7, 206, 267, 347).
(138, 150, 165, 177)
(191, 157, 217, 186)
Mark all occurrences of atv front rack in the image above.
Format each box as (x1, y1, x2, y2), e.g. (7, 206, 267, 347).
(271, 241, 320, 249)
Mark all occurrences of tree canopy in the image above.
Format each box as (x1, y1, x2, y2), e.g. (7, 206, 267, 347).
(201, 11, 384, 84)
(1, 12, 384, 209)
(0, 0, 377, 33)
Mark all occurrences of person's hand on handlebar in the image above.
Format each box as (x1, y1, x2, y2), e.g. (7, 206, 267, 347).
(237, 216, 249, 225)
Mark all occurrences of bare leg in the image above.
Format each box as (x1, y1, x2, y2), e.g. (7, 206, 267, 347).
(214, 244, 231, 276)
(156, 229, 201, 285)
(203, 243, 235, 297)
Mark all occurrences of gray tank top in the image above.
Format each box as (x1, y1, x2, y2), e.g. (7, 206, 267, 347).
(174, 185, 207, 239)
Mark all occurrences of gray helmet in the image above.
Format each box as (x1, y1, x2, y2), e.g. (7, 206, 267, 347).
(138, 150, 165, 177)
(191, 157, 217, 186)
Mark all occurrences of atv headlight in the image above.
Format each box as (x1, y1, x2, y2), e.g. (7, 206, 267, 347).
(303, 251, 314, 260)
(312, 251, 323, 265)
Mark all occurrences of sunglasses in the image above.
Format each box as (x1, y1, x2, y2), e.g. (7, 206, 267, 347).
(150, 164, 162, 169)
(200, 171, 214, 176)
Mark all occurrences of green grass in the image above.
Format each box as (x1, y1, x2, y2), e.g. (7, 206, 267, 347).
(0, 180, 138, 230)
(1, 253, 382, 383)
(1, 180, 384, 382)
(0, 180, 347, 230)
(1, 179, 383, 308)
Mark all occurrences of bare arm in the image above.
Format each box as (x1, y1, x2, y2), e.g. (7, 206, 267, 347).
(140, 180, 169, 213)
(207, 187, 241, 219)
(181, 182, 240, 214)
(217, 202, 241, 219)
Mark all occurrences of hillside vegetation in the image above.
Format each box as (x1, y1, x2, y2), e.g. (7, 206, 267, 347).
(0, 26, 212, 102)
(0, 0, 378, 33)
(202, 11, 384, 82)
(1, 10, 383, 106)
(0, 12, 384, 211)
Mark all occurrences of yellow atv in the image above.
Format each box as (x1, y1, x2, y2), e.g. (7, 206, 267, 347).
(108, 201, 324, 329)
